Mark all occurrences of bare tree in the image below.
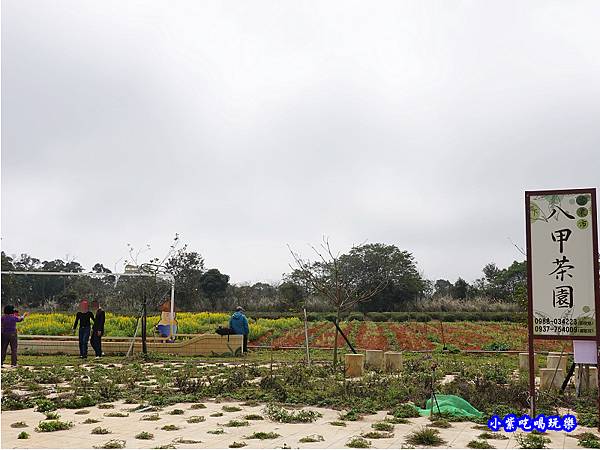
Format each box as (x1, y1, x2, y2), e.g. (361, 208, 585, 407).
(288, 238, 389, 368)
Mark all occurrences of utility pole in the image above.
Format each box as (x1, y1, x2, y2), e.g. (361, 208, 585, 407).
(141, 294, 147, 355)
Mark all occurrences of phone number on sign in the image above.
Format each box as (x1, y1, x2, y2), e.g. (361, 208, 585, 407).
(534, 325, 594, 334)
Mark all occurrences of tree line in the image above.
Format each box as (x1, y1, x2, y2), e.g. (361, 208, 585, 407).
(0, 243, 526, 314)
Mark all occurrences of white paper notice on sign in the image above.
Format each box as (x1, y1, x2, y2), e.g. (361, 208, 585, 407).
(573, 340, 598, 364)
(527, 190, 598, 338)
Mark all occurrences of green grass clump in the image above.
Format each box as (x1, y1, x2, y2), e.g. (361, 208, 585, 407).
(244, 414, 264, 420)
(35, 399, 57, 413)
(169, 408, 184, 415)
(245, 432, 281, 440)
(515, 433, 551, 449)
(263, 404, 321, 423)
(222, 405, 242, 412)
(207, 428, 226, 434)
(103, 412, 128, 417)
(45, 411, 61, 420)
(405, 427, 447, 446)
(339, 408, 363, 421)
(372, 422, 394, 432)
(35, 420, 74, 432)
(330, 421, 347, 426)
(141, 413, 160, 421)
(428, 418, 452, 428)
(384, 416, 409, 424)
(18, 431, 30, 439)
(11, 421, 28, 428)
(390, 403, 420, 418)
(478, 432, 508, 440)
(577, 433, 600, 449)
(346, 436, 371, 448)
(91, 427, 111, 435)
(223, 419, 249, 427)
(361, 431, 393, 439)
(210, 412, 224, 417)
(190, 403, 206, 409)
(467, 440, 495, 449)
(299, 435, 325, 443)
(93, 439, 126, 449)
(83, 418, 101, 424)
(161, 424, 180, 431)
(187, 415, 206, 423)
(229, 442, 247, 448)
(135, 431, 154, 440)
(174, 438, 202, 444)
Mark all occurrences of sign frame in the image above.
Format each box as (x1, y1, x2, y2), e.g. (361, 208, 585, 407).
(525, 187, 600, 421)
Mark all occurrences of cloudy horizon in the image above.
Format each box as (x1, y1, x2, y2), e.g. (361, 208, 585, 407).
(2, 1, 599, 285)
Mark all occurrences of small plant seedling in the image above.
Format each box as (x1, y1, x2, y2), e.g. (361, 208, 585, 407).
(372, 422, 394, 432)
(263, 404, 321, 423)
(93, 439, 126, 449)
(245, 432, 281, 440)
(210, 412, 224, 417)
(405, 427, 447, 446)
(153, 445, 176, 449)
(75, 410, 90, 415)
(222, 405, 242, 412)
(97, 404, 115, 410)
(169, 409, 184, 415)
(91, 427, 111, 435)
(299, 435, 325, 443)
(208, 428, 226, 434)
(467, 440, 495, 449)
(515, 433, 551, 449)
(35, 420, 74, 432)
(346, 436, 371, 448)
(10, 421, 28, 428)
(244, 414, 264, 420)
(384, 416, 410, 424)
(103, 412, 129, 417)
(478, 432, 508, 440)
(141, 413, 160, 421)
(174, 438, 202, 444)
(135, 431, 154, 440)
(229, 442, 247, 448)
(18, 432, 30, 439)
(339, 409, 363, 421)
(361, 431, 394, 439)
(187, 415, 206, 423)
(330, 421, 347, 426)
(223, 419, 249, 427)
(45, 411, 61, 420)
(190, 403, 207, 409)
(161, 424, 180, 431)
(83, 418, 102, 424)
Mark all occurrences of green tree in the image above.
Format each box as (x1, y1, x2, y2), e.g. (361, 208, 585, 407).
(278, 281, 307, 311)
(165, 248, 205, 310)
(451, 277, 469, 299)
(199, 268, 230, 309)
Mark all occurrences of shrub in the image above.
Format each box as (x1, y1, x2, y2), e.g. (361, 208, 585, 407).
(515, 433, 551, 449)
(467, 440, 495, 449)
(299, 435, 325, 443)
(223, 420, 249, 427)
(18, 431, 30, 439)
(428, 418, 452, 428)
(210, 412, 224, 417)
(245, 432, 281, 440)
(330, 421, 347, 426)
(372, 422, 394, 432)
(229, 442, 247, 448)
(577, 433, 600, 449)
(103, 412, 128, 418)
(478, 432, 508, 440)
(169, 408, 184, 415)
(405, 427, 447, 446)
(207, 428, 225, 434)
(10, 421, 28, 428)
(35, 420, 73, 432)
(97, 404, 115, 409)
(190, 403, 206, 409)
(187, 415, 205, 423)
(339, 408, 363, 421)
(263, 404, 321, 423)
(244, 414, 264, 420)
(91, 427, 110, 435)
(346, 436, 371, 448)
(161, 425, 180, 431)
(35, 399, 58, 413)
(93, 439, 126, 449)
(222, 405, 242, 412)
(83, 418, 101, 424)
(390, 403, 420, 418)
(483, 342, 511, 351)
(75, 410, 90, 415)
(135, 431, 154, 440)
(141, 413, 160, 421)
(45, 411, 60, 420)
(361, 431, 393, 439)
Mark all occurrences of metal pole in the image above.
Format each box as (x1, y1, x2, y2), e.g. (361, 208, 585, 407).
(142, 295, 147, 355)
(303, 308, 310, 366)
(169, 281, 175, 340)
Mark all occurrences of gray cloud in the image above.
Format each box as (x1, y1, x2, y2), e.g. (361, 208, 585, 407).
(2, 0, 600, 284)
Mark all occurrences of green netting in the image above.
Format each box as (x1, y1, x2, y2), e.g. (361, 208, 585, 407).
(417, 394, 483, 418)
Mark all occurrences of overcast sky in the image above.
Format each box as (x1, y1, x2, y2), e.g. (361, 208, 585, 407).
(2, 1, 599, 285)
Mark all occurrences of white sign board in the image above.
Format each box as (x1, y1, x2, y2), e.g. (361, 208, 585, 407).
(527, 189, 599, 338)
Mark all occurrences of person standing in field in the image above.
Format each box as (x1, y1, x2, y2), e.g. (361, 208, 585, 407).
(229, 306, 249, 353)
(90, 300, 105, 358)
(73, 299, 94, 359)
(1, 305, 27, 367)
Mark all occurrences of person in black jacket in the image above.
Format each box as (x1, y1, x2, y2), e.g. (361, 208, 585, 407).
(90, 300, 105, 358)
(73, 299, 94, 359)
